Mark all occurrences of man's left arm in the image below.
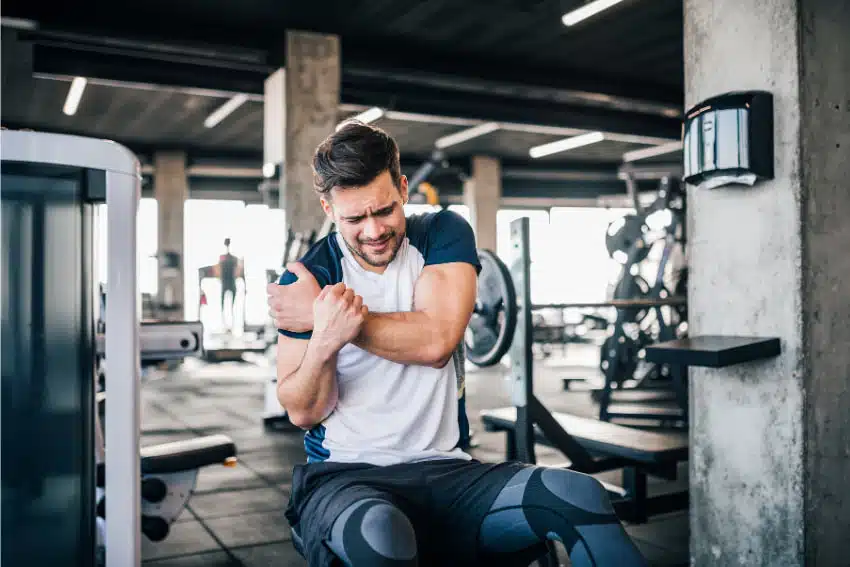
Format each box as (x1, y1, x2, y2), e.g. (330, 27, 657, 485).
(351, 210, 480, 367)
(351, 261, 477, 367)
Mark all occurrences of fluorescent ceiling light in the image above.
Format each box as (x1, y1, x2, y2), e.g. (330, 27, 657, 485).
(562, 0, 627, 26)
(63, 77, 87, 116)
(352, 106, 384, 124)
(204, 94, 248, 128)
(529, 131, 605, 158)
(337, 107, 384, 130)
(622, 141, 684, 163)
(1, 17, 38, 30)
(435, 122, 501, 149)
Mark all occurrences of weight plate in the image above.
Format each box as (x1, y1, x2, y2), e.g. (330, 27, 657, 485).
(605, 214, 650, 265)
(465, 249, 517, 367)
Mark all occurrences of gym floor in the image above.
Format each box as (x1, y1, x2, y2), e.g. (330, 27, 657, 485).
(139, 344, 688, 567)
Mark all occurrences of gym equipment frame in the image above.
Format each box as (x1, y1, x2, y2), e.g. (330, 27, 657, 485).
(480, 218, 690, 525)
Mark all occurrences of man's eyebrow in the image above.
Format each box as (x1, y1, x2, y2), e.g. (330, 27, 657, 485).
(341, 202, 396, 221)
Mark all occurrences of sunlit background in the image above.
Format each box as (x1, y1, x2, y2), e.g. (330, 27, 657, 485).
(97, 200, 651, 335)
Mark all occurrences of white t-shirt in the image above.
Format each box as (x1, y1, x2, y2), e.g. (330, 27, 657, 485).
(278, 210, 481, 466)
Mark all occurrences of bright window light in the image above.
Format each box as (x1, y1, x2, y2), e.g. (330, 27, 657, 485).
(529, 131, 605, 158)
(562, 0, 627, 26)
(204, 94, 249, 128)
(63, 77, 87, 116)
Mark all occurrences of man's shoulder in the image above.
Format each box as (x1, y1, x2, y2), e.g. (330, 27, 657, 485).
(406, 209, 473, 252)
(278, 234, 344, 287)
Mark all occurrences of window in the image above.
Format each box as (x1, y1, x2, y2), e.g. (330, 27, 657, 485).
(184, 200, 291, 331)
(547, 207, 632, 303)
(96, 198, 159, 295)
(496, 209, 551, 304)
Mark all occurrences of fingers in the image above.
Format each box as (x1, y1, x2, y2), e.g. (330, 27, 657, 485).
(352, 294, 363, 312)
(316, 285, 331, 301)
(285, 261, 307, 276)
(317, 282, 346, 302)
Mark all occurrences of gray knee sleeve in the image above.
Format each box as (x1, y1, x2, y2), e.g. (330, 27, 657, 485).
(326, 498, 418, 567)
(480, 467, 646, 566)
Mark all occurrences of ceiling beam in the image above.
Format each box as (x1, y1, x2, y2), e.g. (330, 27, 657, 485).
(24, 31, 682, 140)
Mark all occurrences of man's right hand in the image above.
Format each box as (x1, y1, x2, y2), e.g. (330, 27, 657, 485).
(311, 283, 368, 354)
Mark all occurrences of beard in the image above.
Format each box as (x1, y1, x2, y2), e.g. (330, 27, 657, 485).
(343, 230, 404, 268)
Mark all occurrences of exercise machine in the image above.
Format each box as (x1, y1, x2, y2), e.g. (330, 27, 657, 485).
(0, 130, 234, 567)
(94, 321, 236, 551)
(473, 219, 690, 525)
(595, 174, 689, 425)
(197, 263, 268, 362)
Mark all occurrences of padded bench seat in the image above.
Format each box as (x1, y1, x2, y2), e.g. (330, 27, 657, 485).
(141, 434, 237, 475)
(480, 407, 688, 465)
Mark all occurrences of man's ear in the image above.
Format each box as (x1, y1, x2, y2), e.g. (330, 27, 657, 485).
(319, 195, 333, 217)
(399, 175, 409, 204)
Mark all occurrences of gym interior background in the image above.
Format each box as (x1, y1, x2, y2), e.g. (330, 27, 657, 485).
(1, 0, 848, 566)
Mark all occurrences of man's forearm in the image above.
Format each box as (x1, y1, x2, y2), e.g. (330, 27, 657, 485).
(352, 311, 453, 367)
(277, 340, 339, 428)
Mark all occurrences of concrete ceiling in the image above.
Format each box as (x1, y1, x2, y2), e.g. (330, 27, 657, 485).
(1, 0, 685, 201)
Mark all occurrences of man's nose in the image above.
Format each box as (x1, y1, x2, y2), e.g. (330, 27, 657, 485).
(362, 217, 387, 240)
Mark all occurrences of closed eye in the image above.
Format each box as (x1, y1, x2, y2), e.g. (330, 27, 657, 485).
(342, 203, 396, 223)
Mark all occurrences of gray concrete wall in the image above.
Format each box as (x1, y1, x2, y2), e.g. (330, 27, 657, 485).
(684, 0, 805, 564)
(154, 151, 189, 320)
(799, 0, 850, 563)
(282, 31, 340, 234)
(463, 156, 501, 251)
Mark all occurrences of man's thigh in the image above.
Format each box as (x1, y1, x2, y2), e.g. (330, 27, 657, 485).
(287, 463, 430, 567)
(423, 459, 532, 565)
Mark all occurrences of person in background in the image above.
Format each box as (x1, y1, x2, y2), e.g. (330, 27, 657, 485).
(218, 238, 243, 332)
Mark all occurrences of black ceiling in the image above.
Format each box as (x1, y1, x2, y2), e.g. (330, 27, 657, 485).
(1, 0, 685, 199)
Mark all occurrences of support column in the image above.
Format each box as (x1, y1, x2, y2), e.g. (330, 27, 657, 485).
(685, 0, 850, 564)
(154, 151, 188, 321)
(463, 156, 501, 251)
(264, 30, 340, 234)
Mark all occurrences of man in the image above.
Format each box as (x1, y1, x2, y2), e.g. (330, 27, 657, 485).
(218, 238, 241, 331)
(267, 122, 646, 567)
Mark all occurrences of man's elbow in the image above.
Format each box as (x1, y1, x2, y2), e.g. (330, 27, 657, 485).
(422, 340, 456, 369)
(286, 409, 322, 430)
(278, 397, 324, 430)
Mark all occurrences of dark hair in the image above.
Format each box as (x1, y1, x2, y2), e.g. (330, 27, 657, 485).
(312, 121, 402, 196)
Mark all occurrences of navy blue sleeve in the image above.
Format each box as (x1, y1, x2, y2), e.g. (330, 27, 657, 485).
(276, 236, 344, 339)
(423, 210, 482, 274)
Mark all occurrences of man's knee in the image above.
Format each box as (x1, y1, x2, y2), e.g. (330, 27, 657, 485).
(489, 467, 614, 516)
(536, 468, 615, 516)
(327, 498, 418, 567)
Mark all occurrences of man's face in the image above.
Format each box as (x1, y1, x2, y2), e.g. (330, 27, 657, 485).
(321, 170, 408, 271)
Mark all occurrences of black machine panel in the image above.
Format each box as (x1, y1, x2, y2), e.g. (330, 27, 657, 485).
(1, 163, 98, 567)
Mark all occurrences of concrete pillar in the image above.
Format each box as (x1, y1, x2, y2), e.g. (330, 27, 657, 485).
(463, 156, 501, 251)
(154, 151, 188, 320)
(685, 0, 850, 564)
(264, 30, 340, 234)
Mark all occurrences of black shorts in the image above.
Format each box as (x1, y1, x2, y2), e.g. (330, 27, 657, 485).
(284, 458, 528, 567)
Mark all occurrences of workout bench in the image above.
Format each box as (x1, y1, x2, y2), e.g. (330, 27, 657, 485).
(480, 406, 688, 523)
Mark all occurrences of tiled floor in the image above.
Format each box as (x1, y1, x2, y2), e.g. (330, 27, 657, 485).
(139, 345, 689, 566)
